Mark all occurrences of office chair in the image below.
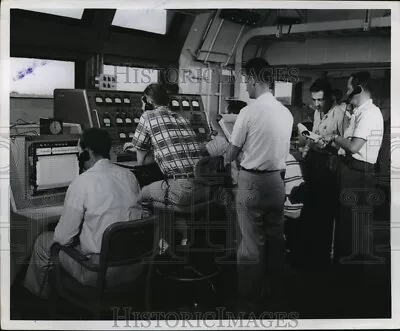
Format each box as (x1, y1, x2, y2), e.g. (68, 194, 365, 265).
(143, 156, 232, 312)
(49, 216, 156, 319)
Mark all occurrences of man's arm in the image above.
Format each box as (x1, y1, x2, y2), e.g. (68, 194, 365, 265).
(136, 150, 156, 166)
(336, 107, 349, 137)
(53, 182, 85, 246)
(227, 108, 248, 165)
(224, 144, 242, 165)
(333, 136, 366, 154)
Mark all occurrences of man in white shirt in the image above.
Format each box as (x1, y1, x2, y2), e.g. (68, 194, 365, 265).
(224, 58, 293, 313)
(24, 128, 143, 298)
(323, 71, 384, 277)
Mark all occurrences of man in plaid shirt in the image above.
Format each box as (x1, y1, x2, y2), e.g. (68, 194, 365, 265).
(124, 83, 208, 247)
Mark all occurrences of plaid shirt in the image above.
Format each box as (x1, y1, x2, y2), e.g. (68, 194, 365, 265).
(131, 106, 204, 176)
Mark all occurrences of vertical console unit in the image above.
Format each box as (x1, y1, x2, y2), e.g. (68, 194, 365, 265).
(54, 89, 211, 162)
(10, 135, 80, 211)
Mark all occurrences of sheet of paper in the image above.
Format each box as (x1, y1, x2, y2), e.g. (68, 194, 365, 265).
(218, 114, 238, 140)
(297, 123, 322, 142)
(36, 154, 79, 190)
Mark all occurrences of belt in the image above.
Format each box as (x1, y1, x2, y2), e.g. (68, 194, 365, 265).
(165, 172, 195, 180)
(241, 167, 279, 174)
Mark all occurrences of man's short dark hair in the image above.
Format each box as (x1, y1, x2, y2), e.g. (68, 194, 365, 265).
(164, 83, 179, 95)
(310, 78, 332, 99)
(79, 128, 112, 159)
(144, 83, 170, 106)
(350, 71, 373, 94)
(227, 100, 247, 114)
(243, 57, 273, 84)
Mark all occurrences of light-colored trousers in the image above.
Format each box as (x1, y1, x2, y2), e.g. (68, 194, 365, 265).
(235, 170, 286, 307)
(24, 231, 145, 298)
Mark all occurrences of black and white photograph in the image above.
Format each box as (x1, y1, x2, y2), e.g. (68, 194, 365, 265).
(0, 0, 399, 329)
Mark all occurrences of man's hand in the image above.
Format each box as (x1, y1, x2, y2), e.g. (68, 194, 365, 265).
(123, 142, 135, 153)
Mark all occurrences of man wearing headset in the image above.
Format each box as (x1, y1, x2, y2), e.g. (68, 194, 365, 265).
(124, 83, 207, 249)
(24, 128, 143, 298)
(322, 72, 384, 280)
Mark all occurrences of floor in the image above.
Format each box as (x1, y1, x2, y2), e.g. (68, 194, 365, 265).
(10, 255, 391, 320)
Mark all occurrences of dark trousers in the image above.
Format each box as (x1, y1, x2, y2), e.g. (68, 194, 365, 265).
(300, 149, 338, 269)
(235, 170, 286, 309)
(334, 156, 384, 268)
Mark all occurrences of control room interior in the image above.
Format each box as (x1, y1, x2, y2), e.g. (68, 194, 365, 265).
(7, 7, 391, 320)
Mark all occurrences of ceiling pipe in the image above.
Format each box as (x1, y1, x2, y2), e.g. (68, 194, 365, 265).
(233, 16, 391, 97)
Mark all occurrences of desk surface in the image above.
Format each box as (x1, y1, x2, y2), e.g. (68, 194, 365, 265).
(14, 205, 64, 220)
(115, 161, 138, 168)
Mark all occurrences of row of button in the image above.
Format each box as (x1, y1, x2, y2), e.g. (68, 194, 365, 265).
(103, 116, 139, 127)
(171, 99, 200, 109)
(95, 96, 132, 104)
(36, 146, 79, 156)
(37, 143, 73, 148)
(119, 132, 135, 140)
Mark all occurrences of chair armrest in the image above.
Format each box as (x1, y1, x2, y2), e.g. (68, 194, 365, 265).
(50, 243, 101, 272)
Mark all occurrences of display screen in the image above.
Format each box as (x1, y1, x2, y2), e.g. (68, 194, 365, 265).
(11, 57, 75, 98)
(35, 154, 79, 191)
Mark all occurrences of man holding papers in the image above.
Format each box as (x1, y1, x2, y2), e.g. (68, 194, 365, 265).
(224, 58, 293, 313)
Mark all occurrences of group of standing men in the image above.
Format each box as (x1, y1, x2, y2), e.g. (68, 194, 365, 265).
(224, 59, 384, 312)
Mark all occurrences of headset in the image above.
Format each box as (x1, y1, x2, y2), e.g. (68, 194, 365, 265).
(142, 95, 154, 111)
(346, 85, 362, 104)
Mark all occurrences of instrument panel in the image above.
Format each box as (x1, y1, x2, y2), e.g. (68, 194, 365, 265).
(54, 89, 210, 162)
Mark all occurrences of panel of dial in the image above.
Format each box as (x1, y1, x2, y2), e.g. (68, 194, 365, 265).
(169, 94, 210, 142)
(87, 91, 143, 144)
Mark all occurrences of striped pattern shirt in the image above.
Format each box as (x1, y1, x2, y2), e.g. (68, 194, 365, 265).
(284, 154, 304, 219)
(131, 106, 203, 176)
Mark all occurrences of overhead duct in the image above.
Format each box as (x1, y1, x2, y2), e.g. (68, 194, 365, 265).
(234, 16, 391, 97)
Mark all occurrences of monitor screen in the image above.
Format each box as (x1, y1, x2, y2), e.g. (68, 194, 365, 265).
(274, 81, 293, 105)
(35, 154, 79, 191)
(11, 57, 75, 98)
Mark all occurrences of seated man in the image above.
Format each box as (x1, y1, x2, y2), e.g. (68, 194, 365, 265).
(124, 83, 208, 249)
(24, 128, 143, 298)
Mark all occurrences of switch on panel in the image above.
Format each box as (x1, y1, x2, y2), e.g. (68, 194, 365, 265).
(182, 100, 190, 110)
(192, 100, 200, 110)
(103, 116, 111, 127)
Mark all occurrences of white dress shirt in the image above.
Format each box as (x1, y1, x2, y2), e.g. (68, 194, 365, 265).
(54, 159, 142, 254)
(230, 91, 293, 171)
(339, 99, 383, 164)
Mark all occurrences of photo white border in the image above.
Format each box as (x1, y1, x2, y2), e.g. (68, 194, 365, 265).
(1, 0, 399, 329)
